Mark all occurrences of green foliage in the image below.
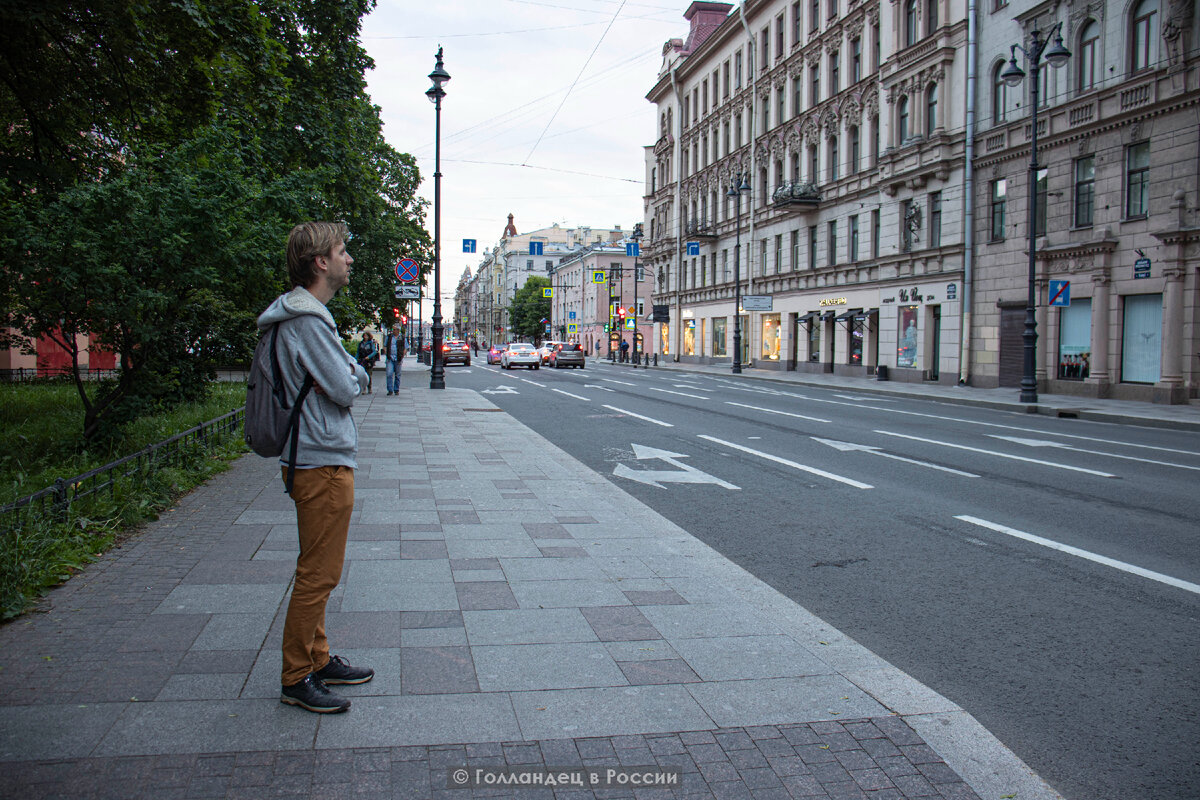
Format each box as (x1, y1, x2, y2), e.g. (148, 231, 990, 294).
(509, 278, 553, 341)
(0, 381, 248, 618)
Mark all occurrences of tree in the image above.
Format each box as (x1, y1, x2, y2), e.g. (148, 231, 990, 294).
(508, 278, 552, 342)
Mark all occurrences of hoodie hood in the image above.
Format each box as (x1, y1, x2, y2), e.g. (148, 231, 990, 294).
(257, 286, 336, 331)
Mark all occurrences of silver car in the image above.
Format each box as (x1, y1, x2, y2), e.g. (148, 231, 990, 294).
(501, 342, 540, 369)
(549, 342, 585, 369)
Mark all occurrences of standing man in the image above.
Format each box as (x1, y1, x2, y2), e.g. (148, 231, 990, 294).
(384, 323, 404, 395)
(257, 222, 374, 714)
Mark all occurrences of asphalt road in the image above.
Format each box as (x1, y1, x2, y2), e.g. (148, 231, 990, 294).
(431, 357, 1200, 800)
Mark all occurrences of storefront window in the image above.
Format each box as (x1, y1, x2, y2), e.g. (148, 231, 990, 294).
(897, 305, 919, 368)
(1058, 299, 1091, 380)
(713, 317, 727, 356)
(808, 319, 820, 362)
(683, 319, 696, 356)
(1122, 294, 1161, 383)
(761, 314, 781, 360)
(849, 316, 864, 364)
(660, 324, 670, 355)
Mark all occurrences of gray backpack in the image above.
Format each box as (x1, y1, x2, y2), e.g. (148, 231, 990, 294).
(244, 323, 313, 494)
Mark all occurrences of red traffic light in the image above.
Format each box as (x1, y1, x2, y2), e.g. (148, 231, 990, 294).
(393, 307, 400, 319)
(617, 307, 625, 318)
(401, 314, 408, 325)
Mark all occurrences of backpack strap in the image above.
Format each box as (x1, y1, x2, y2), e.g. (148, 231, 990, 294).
(283, 374, 314, 495)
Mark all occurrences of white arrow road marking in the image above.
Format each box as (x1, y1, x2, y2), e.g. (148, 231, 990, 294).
(601, 378, 636, 386)
(988, 435, 1200, 472)
(648, 387, 710, 400)
(811, 437, 979, 477)
(552, 388, 590, 401)
(726, 402, 830, 424)
(875, 431, 1117, 478)
(583, 384, 616, 392)
(699, 435, 873, 489)
(955, 515, 1200, 597)
(602, 405, 673, 427)
(481, 385, 519, 395)
(613, 443, 739, 490)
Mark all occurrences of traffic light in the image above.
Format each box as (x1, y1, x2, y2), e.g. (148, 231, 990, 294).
(401, 314, 408, 325)
(617, 307, 625, 319)
(393, 307, 400, 320)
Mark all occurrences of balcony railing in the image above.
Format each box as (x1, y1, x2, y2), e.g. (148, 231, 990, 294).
(684, 219, 718, 238)
(772, 180, 821, 207)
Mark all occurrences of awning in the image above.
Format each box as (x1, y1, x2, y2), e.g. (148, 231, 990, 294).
(797, 311, 820, 325)
(834, 308, 864, 322)
(821, 310, 837, 321)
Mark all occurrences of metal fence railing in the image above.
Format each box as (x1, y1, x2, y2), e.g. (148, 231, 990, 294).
(0, 408, 245, 533)
(0, 367, 123, 382)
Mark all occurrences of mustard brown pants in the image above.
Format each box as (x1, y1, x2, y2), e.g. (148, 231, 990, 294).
(280, 465, 355, 686)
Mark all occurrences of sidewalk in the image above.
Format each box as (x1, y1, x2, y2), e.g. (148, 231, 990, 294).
(612, 357, 1200, 432)
(0, 383, 1062, 799)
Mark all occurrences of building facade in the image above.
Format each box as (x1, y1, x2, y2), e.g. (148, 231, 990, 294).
(550, 243, 651, 357)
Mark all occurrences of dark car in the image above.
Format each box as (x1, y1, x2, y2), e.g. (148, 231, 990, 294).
(549, 342, 585, 369)
(442, 339, 471, 366)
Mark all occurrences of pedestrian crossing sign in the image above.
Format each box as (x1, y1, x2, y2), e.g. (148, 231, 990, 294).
(592, 271, 606, 284)
(567, 323, 578, 333)
(625, 318, 636, 330)
(543, 287, 553, 297)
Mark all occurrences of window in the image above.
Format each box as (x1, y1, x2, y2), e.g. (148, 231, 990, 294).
(793, 77, 803, 117)
(871, 115, 880, 163)
(925, 83, 938, 134)
(808, 225, 818, 269)
(1058, 298, 1092, 379)
(994, 0, 1008, 9)
(792, 229, 801, 270)
(713, 70, 720, 106)
(702, 79, 708, 113)
(775, 159, 784, 194)
(777, 15, 785, 56)
(700, 255, 706, 286)
(777, 87, 786, 127)
(759, 239, 768, 277)
(761, 28, 769, 70)
(849, 215, 860, 261)
(735, 51, 743, 89)
(701, 135, 708, 168)
(713, 317, 727, 356)
(828, 134, 839, 181)
(990, 178, 1007, 240)
(1038, 60, 1050, 108)
(828, 220, 838, 264)
(1126, 141, 1150, 218)
(873, 23, 881, 71)
(898, 96, 910, 143)
(929, 191, 942, 247)
(526, 259, 534, 269)
(904, 0, 918, 47)
(1122, 293, 1162, 382)
(723, 60, 730, 98)
(723, 122, 730, 156)
(682, 97, 689, 129)
(1077, 21, 1098, 92)
(811, 65, 821, 105)
(851, 38, 862, 83)
(871, 208, 881, 258)
(897, 305, 919, 368)
(1035, 167, 1048, 236)
(775, 234, 784, 273)
(1074, 155, 1095, 227)
(849, 126, 860, 174)
(793, 2, 802, 45)
(809, 316, 821, 361)
(828, 0, 837, 19)
(927, 0, 939, 33)
(810, 0, 819, 32)
(992, 63, 1007, 124)
(830, 50, 840, 94)
(809, 144, 819, 184)
(762, 99, 770, 133)
(1131, 0, 1158, 73)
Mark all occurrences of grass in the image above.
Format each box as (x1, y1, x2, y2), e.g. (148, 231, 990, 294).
(0, 380, 249, 619)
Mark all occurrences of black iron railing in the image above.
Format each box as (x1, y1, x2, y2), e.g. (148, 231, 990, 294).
(0, 367, 122, 382)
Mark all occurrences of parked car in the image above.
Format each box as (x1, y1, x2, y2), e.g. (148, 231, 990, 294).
(549, 342, 585, 369)
(486, 343, 506, 365)
(441, 339, 470, 366)
(501, 342, 540, 370)
(537, 341, 564, 364)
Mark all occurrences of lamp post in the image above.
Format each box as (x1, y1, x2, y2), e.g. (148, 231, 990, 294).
(727, 175, 751, 374)
(630, 223, 643, 367)
(1000, 24, 1070, 403)
(426, 46, 450, 389)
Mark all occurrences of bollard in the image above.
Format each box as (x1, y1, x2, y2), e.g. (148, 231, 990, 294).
(653, 353, 658, 367)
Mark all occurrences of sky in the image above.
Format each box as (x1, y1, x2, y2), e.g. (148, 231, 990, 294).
(359, 0, 691, 320)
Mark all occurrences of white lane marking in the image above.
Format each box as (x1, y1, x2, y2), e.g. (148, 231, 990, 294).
(988, 435, 1200, 472)
(583, 384, 616, 392)
(551, 388, 590, 401)
(601, 378, 636, 386)
(698, 435, 873, 489)
(811, 437, 979, 477)
(726, 401, 831, 424)
(955, 515, 1200, 596)
(520, 378, 546, 387)
(648, 387, 710, 400)
(874, 430, 1117, 478)
(673, 383, 704, 389)
(613, 443, 740, 490)
(602, 405, 673, 427)
(834, 394, 892, 402)
(481, 385, 519, 395)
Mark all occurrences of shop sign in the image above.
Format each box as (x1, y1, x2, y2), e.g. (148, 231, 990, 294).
(818, 297, 848, 307)
(898, 287, 924, 302)
(741, 295, 773, 311)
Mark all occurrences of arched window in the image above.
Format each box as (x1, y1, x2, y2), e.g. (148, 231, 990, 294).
(992, 62, 1007, 124)
(904, 0, 918, 46)
(925, 83, 938, 134)
(1131, 0, 1158, 73)
(926, 0, 939, 35)
(1077, 20, 1098, 92)
(898, 96, 910, 143)
(775, 158, 784, 191)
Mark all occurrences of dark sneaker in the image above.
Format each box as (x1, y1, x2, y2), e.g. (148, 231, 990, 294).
(315, 654, 374, 685)
(280, 674, 350, 713)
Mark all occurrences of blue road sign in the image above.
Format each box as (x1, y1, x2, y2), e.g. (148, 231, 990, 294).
(396, 258, 419, 283)
(1049, 280, 1070, 307)
(568, 311, 576, 320)
(1134, 257, 1151, 278)
(463, 239, 476, 253)
(686, 242, 700, 256)
(529, 241, 544, 256)
(626, 243, 640, 257)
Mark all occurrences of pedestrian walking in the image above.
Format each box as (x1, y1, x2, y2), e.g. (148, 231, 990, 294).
(384, 323, 404, 394)
(256, 221, 374, 714)
(355, 331, 379, 394)
(620, 339, 629, 362)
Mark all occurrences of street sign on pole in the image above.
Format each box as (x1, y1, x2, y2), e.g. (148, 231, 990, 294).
(462, 239, 476, 253)
(626, 243, 640, 257)
(394, 285, 420, 300)
(686, 242, 700, 256)
(396, 258, 419, 283)
(543, 287, 553, 297)
(529, 241, 544, 256)
(1049, 280, 1070, 307)
(592, 271, 606, 284)
(1134, 257, 1151, 278)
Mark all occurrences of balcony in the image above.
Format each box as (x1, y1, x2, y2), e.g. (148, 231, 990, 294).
(684, 219, 718, 239)
(772, 180, 821, 208)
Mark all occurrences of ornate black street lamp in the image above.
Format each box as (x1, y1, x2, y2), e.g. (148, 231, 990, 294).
(1001, 24, 1070, 403)
(427, 47, 450, 389)
(727, 175, 751, 374)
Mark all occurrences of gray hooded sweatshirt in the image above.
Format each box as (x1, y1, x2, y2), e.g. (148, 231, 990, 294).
(257, 286, 368, 469)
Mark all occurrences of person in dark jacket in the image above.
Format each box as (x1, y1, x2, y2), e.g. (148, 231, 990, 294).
(355, 331, 379, 393)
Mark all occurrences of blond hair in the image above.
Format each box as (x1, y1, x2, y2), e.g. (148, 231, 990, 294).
(286, 221, 349, 288)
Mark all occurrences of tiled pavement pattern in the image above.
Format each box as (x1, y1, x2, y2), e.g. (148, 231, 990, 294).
(0, 386, 1053, 799)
